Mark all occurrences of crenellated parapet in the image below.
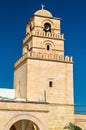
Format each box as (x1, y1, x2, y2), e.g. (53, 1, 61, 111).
(34, 30, 64, 39)
(14, 53, 27, 69)
(28, 52, 73, 63)
(23, 30, 64, 44)
(14, 52, 73, 69)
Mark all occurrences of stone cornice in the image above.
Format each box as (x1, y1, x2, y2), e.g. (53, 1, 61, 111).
(49, 103, 74, 106)
(34, 14, 61, 20)
(0, 101, 49, 112)
(75, 119, 86, 122)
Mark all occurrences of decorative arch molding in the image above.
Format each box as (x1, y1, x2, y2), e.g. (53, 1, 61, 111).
(4, 114, 46, 130)
(41, 19, 54, 28)
(42, 40, 55, 50)
(75, 122, 85, 130)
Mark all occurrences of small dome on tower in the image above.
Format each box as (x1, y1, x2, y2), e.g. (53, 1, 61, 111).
(34, 9, 53, 17)
(34, 5, 53, 17)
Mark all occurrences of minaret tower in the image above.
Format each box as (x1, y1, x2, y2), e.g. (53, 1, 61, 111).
(14, 6, 74, 130)
(14, 7, 73, 104)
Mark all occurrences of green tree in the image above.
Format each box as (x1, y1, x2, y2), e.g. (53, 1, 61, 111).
(64, 122, 82, 130)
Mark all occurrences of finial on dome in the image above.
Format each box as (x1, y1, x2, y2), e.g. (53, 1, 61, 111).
(34, 6, 53, 17)
(41, 4, 45, 10)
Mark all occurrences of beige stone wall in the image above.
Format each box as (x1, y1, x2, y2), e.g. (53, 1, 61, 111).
(14, 61, 27, 99)
(26, 16, 61, 35)
(0, 101, 74, 130)
(32, 36, 64, 56)
(0, 101, 48, 130)
(23, 33, 64, 56)
(48, 104, 74, 130)
(75, 114, 86, 130)
(23, 14, 64, 56)
(26, 58, 73, 104)
(1, 102, 86, 130)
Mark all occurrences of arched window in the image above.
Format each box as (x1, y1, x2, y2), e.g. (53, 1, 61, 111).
(46, 43, 52, 51)
(47, 45, 50, 50)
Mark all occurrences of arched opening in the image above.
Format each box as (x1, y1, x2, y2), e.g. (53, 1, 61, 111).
(10, 125, 16, 130)
(47, 45, 50, 50)
(4, 114, 46, 130)
(46, 44, 52, 51)
(75, 123, 84, 130)
(44, 22, 51, 32)
(10, 119, 39, 130)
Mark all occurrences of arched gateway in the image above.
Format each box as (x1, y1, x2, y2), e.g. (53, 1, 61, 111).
(4, 114, 46, 130)
(10, 120, 39, 130)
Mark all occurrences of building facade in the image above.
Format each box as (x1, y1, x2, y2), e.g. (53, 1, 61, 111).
(0, 7, 86, 130)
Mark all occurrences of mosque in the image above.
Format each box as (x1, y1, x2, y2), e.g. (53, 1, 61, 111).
(0, 6, 86, 130)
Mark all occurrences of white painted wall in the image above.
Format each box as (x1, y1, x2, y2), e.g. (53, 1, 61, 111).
(0, 88, 15, 98)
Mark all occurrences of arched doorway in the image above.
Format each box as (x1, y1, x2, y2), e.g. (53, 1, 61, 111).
(10, 119, 39, 130)
(4, 114, 46, 130)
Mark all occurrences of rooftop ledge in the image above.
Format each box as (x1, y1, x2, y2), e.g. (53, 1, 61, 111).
(0, 101, 49, 112)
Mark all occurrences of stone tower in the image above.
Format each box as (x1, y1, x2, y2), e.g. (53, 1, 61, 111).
(14, 7, 74, 130)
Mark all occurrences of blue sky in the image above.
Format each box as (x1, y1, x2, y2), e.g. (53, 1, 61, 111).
(0, 0, 86, 112)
